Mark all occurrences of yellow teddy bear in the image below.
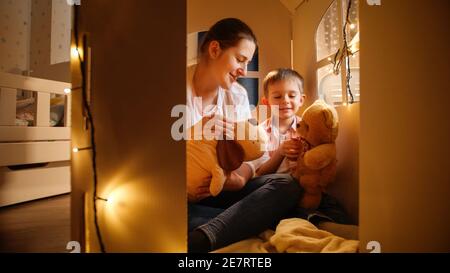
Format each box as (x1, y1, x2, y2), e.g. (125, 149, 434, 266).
(187, 119, 267, 202)
(295, 100, 339, 210)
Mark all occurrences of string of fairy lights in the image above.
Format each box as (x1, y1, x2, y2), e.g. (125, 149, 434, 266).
(330, 0, 356, 104)
(72, 5, 107, 253)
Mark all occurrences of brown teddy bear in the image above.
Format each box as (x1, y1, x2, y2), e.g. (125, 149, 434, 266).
(294, 100, 339, 210)
(187, 119, 268, 202)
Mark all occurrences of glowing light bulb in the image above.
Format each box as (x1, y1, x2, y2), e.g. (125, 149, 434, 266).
(96, 196, 108, 202)
(64, 88, 71, 94)
(107, 194, 114, 204)
(72, 147, 91, 153)
(343, 102, 348, 106)
(328, 57, 332, 61)
(350, 24, 356, 30)
(71, 47, 79, 58)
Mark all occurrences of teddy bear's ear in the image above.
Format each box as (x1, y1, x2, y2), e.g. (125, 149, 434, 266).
(322, 105, 339, 129)
(321, 107, 339, 141)
(322, 110, 334, 129)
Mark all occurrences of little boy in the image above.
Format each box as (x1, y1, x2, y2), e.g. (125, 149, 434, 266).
(251, 68, 351, 228)
(255, 68, 305, 176)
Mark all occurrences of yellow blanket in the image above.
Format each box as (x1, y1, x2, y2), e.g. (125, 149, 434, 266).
(213, 218, 359, 253)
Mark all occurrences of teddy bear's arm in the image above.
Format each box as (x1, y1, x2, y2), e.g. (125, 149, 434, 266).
(209, 164, 226, 197)
(304, 143, 336, 170)
(319, 160, 337, 189)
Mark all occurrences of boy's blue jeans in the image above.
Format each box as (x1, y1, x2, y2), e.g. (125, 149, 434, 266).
(188, 173, 349, 251)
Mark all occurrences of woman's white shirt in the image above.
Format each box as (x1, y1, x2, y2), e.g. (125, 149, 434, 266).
(186, 64, 265, 177)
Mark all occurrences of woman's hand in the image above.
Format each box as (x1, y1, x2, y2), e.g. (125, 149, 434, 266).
(223, 171, 246, 191)
(190, 176, 212, 201)
(222, 163, 253, 191)
(279, 138, 301, 161)
(202, 114, 235, 140)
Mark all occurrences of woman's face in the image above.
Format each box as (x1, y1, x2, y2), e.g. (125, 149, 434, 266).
(209, 39, 256, 90)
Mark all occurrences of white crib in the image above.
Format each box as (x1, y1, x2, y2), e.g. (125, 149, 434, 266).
(0, 72, 71, 207)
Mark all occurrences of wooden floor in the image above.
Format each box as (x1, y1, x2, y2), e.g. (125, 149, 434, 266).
(0, 194, 70, 253)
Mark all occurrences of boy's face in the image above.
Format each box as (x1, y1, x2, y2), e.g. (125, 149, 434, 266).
(267, 79, 304, 120)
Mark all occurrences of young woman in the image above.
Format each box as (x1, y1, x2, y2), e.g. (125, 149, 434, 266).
(187, 18, 301, 252)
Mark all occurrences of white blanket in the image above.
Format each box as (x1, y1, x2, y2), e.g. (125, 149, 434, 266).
(213, 218, 359, 253)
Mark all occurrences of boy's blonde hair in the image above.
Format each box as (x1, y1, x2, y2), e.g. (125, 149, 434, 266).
(263, 68, 304, 98)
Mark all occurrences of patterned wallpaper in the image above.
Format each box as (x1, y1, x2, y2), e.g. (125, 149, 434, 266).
(0, 0, 31, 73)
(51, 0, 71, 64)
(0, 0, 71, 77)
(29, 0, 52, 74)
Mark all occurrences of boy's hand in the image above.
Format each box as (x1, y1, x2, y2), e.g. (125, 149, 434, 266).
(280, 138, 301, 161)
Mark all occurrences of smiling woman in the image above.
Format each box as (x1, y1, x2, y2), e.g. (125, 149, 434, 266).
(187, 18, 257, 128)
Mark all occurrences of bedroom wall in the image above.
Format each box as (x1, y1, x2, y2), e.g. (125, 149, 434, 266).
(0, 0, 31, 74)
(292, 0, 359, 225)
(29, 0, 70, 82)
(188, 0, 292, 107)
(359, 0, 450, 252)
(0, 0, 70, 81)
(71, 0, 186, 252)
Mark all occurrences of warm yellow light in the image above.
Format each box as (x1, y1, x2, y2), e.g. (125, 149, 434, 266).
(72, 146, 91, 153)
(106, 194, 114, 205)
(343, 102, 348, 106)
(327, 57, 332, 61)
(104, 190, 126, 208)
(350, 23, 356, 30)
(64, 88, 71, 94)
(95, 196, 108, 202)
(71, 47, 79, 58)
